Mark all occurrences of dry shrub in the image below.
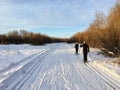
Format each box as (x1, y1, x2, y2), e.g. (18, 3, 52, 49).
(112, 58, 120, 64)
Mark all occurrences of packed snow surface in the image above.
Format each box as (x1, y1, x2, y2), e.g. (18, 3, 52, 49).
(0, 43, 120, 90)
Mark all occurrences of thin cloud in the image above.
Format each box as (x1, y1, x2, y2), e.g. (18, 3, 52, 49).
(0, 0, 116, 34)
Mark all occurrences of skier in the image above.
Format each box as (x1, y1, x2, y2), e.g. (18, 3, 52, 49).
(80, 41, 90, 63)
(75, 42, 79, 54)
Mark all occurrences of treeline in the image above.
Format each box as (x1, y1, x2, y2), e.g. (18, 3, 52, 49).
(68, 1, 120, 54)
(0, 30, 68, 45)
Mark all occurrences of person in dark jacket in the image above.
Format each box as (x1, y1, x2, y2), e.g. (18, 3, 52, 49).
(75, 42, 79, 54)
(80, 41, 90, 63)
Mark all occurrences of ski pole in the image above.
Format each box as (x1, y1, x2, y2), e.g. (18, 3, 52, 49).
(89, 52, 93, 61)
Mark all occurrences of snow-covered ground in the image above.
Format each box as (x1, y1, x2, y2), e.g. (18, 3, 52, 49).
(0, 43, 120, 90)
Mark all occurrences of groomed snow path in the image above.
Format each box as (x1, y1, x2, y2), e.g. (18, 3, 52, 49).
(0, 43, 120, 90)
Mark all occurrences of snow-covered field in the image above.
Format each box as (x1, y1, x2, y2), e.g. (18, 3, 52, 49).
(0, 43, 120, 90)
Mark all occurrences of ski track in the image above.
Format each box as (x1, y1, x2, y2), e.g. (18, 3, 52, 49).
(0, 49, 47, 83)
(0, 43, 120, 90)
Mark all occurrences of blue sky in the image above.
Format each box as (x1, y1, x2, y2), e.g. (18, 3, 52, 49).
(0, 0, 116, 37)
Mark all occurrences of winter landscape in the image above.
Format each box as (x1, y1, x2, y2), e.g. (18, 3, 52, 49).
(0, 43, 120, 90)
(0, 0, 120, 90)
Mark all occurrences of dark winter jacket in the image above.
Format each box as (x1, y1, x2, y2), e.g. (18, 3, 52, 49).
(75, 43, 79, 49)
(80, 43, 89, 54)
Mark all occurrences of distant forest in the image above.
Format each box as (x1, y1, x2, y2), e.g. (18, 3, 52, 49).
(0, 30, 68, 45)
(0, 1, 120, 54)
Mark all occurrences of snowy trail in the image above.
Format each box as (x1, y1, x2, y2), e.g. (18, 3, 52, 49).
(0, 43, 120, 90)
(0, 49, 48, 84)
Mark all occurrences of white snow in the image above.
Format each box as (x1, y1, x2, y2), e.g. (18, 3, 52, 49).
(0, 43, 120, 90)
